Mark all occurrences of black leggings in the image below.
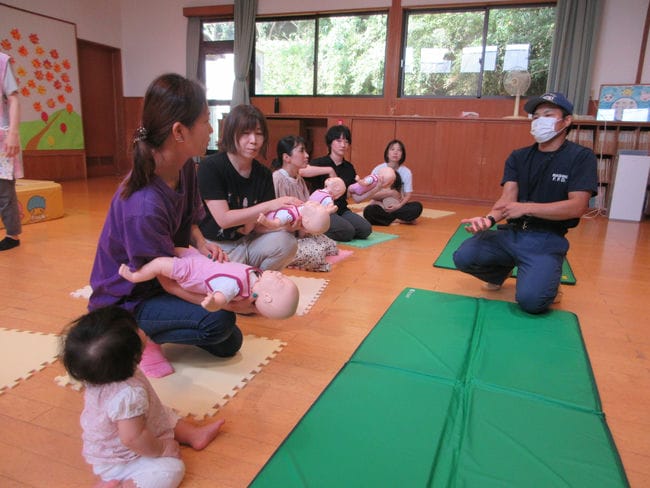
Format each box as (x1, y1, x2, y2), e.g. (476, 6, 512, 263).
(363, 201, 423, 226)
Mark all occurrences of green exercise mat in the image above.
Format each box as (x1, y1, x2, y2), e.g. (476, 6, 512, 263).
(339, 231, 399, 248)
(251, 289, 628, 488)
(434, 223, 577, 284)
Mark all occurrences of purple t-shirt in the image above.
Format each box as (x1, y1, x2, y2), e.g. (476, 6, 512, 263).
(89, 160, 204, 312)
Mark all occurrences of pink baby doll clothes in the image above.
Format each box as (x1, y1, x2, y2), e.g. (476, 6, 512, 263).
(170, 248, 259, 302)
(264, 205, 302, 225)
(309, 189, 335, 207)
(348, 174, 379, 195)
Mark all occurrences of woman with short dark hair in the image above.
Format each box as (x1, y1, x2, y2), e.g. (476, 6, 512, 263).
(198, 104, 301, 270)
(303, 125, 373, 241)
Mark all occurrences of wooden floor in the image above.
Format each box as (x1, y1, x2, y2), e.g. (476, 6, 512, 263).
(0, 176, 648, 487)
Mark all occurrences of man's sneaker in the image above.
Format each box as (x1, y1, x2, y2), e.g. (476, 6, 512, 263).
(482, 282, 502, 291)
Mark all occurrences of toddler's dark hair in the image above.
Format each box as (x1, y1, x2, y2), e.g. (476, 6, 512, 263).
(61, 306, 143, 385)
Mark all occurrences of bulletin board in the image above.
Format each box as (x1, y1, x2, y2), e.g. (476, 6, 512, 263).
(0, 4, 84, 150)
(596, 84, 650, 122)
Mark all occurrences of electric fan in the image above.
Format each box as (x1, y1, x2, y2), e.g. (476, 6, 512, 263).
(503, 69, 531, 119)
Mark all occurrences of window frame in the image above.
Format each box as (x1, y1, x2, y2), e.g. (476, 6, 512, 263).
(251, 10, 389, 98)
(199, 18, 235, 152)
(399, 2, 555, 99)
(199, 18, 234, 106)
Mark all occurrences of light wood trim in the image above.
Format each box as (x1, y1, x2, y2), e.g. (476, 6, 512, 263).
(637, 0, 650, 83)
(384, 0, 403, 114)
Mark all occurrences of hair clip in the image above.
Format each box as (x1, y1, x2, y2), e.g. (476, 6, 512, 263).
(133, 126, 148, 144)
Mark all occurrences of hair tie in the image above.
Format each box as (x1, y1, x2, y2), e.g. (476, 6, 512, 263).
(133, 126, 148, 144)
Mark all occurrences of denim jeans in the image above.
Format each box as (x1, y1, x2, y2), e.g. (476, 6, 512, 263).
(453, 228, 569, 314)
(135, 292, 242, 357)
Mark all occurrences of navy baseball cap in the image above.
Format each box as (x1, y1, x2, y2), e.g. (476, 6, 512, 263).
(524, 92, 573, 115)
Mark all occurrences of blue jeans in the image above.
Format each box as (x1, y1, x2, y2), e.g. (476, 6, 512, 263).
(453, 228, 569, 314)
(135, 293, 242, 357)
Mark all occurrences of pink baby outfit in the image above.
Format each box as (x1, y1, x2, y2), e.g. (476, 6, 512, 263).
(309, 189, 335, 207)
(170, 247, 259, 301)
(264, 205, 302, 225)
(348, 174, 379, 195)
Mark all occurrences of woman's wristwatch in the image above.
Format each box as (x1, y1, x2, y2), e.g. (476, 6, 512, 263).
(485, 215, 496, 227)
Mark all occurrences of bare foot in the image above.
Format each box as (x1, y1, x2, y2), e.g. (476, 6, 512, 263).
(176, 418, 226, 450)
(192, 418, 226, 450)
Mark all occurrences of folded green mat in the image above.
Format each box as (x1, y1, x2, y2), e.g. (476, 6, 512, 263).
(339, 231, 399, 248)
(251, 289, 628, 488)
(434, 223, 577, 285)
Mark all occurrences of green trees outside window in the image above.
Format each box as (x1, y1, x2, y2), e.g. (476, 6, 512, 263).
(254, 13, 387, 96)
(402, 5, 555, 97)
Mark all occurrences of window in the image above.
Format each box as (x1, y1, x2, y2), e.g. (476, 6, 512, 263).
(254, 12, 388, 96)
(201, 20, 235, 150)
(401, 5, 555, 98)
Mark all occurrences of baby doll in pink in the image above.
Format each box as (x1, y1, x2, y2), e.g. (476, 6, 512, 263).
(61, 306, 226, 488)
(256, 200, 331, 235)
(119, 247, 299, 319)
(308, 176, 346, 213)
(348, 166, 396, 203)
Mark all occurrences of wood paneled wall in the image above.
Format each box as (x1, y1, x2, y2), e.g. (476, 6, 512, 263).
(22, 150, 86, 181)
(120, 100, 533, 205)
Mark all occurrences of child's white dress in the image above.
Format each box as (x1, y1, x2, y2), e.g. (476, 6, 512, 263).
(81, 368, 184, 488)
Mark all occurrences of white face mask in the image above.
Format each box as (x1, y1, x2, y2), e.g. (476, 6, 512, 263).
(530, 116, 561, 143)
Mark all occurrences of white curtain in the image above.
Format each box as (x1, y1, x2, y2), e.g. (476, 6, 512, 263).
(547, 0, 603, 115)
(186, 16, 201, 81)
(231, 0, 258, 107)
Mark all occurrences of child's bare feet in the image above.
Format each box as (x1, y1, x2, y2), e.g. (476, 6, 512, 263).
(193, 418, 226, 450)
(175, 418, 226, 450)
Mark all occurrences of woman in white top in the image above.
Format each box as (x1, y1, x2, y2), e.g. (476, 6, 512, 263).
(363, 139, 423, 225)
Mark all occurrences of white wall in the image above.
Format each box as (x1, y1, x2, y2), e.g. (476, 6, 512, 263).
(9, 0, 650, 100)
(592, 0, 650, 97)
(2, 0, 122, 48)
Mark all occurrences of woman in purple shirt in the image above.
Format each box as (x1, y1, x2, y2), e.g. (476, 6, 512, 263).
(89, 74, 244, 378)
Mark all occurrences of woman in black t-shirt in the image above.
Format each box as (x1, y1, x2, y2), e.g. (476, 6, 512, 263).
(302, 125, 372, 242)
(198, 104, 301, 270)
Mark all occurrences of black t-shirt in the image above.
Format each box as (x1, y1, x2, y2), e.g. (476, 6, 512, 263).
(306, 155, 358, 215)
(502, 140, 598, 229)
(198, 151, 275, 241)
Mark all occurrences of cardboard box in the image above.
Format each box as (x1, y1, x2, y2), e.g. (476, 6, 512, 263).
(0, 179, 64, 229)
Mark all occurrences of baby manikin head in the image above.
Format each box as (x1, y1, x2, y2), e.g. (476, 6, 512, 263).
(376, 166, 396, 188)
(300, 201, 331, 235)
(252, 270, 299, 319)
(324, 177, 346, 199)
